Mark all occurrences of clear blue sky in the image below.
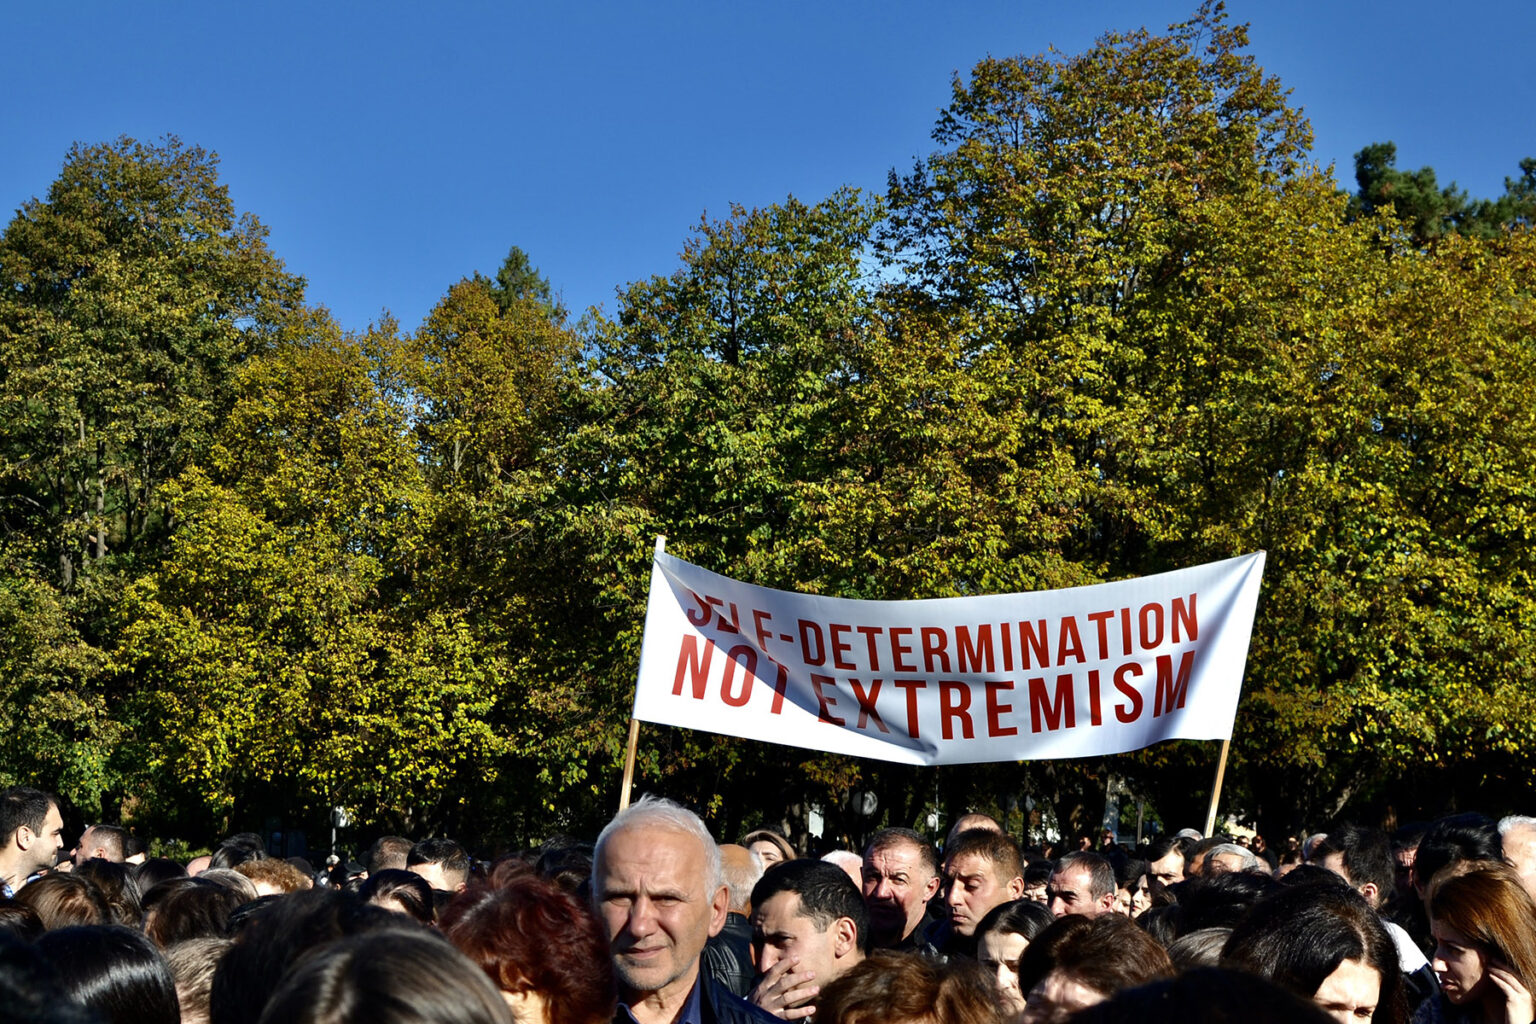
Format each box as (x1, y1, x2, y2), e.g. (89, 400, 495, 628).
(4, 1, 1532, 334)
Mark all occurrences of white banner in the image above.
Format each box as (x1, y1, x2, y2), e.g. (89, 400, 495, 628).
(633, 547, 1265, 766)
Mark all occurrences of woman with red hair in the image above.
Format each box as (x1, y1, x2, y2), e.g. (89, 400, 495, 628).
(441, 872, 616, 1024)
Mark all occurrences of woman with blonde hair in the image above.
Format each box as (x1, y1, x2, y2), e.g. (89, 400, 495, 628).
(1415, 863, 1536, 1024)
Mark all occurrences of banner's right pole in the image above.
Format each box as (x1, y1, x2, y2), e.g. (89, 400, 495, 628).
(1203, 738, 1231, 836)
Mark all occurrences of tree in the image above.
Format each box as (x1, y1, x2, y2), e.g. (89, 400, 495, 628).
(490, 245, 566, 322)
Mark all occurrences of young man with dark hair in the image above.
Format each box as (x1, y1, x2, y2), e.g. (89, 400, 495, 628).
(406, 837, 471, 893)
(941, 828, 1025, 955)
(748, 860, 868, 1019)
(0, 788, 64, 897)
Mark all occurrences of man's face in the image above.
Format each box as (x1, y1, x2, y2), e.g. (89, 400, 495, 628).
(1148, 850, 1184, 886)
(1046, 864, 1112, 919)
(71, 825, 97, 867)
(28, 804, 65, 875)
(595, 826, 727, 1001)
(752, 891, 844, 989)
(861, 842, 938, 944)
(1503, 826, 1536, 900)
(944, 852, 1021, 936)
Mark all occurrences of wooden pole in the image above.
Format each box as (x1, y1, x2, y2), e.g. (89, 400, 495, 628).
(1204, 738, 1231, 836)
(619, 536, 666, 813)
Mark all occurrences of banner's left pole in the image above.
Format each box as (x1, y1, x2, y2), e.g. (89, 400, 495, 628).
(619, 536, 665, 813)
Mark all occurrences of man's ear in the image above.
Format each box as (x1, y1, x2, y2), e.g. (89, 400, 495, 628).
(708, 884, 729, 937)
(14, 826, 35, 852)
(832, 916, 858, 959)
(1098, 890, 1116, 913)
(921, 874, 941, 901)
(1358, 881, 1379, 908)
(1007, 875, 1025, 900)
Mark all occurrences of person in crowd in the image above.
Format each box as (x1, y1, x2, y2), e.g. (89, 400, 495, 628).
(209, 834, 266, 870)
(1021, 861, 1052, 904)
(1045, 851, 1115, 919)
(706, 844, 761, 997)
(408, 837, 472, 893)
(0, 898, 44, 940)
(164, 937, 232, 1024)
(1111, 858, 1151, 918)
(941, 829, 1026, 954)
(73, 824, 128, 865)
(814, 950, 1006, 1024)
(743, 830, 796, 868)
(1070, 967, 1337, 1024)
(1204, 843, 1261, 875)
(124, 834, 147, 866)
(860, 827, 942, 952)
(1413, 816, 1501, 907)
(821, 850, 863, 888)
(1017, 913, 1174, 1022)
(198, 867, 260, 903)
(1221, 878, 1407, 1024)
(1164, 872, 1280, 934)
(359, 869, 436, 924)
(256, 929, 514, 1024)
(142, 877, 248, 946)
(592, 795, 777, 1024)
(1315, 824, 1436, 1006)
(1496, 816, 1536, 901)
(1166, 928, 1232, 970)
(441, 872, 616, 1024)
(72, 859, 142, 926)
(1394, 825, 1429, 905)
(366, 835, 414, 875)
(234, 857, 312, 896)
(1146, 835, 1193, 888)
(34, 924, 180, 1024)
(975, 899, 1053, 1021)
(134, 858, 187, 892)
(748, 859, 868, 1019)
(535, 837, 596, 894)
(0, 787, 65, 896)
(14, 873, 110, 929)
(1417, 863, 1536, 1024)
(0, 931, 96, 1024)
(946, 814, 1004, 850)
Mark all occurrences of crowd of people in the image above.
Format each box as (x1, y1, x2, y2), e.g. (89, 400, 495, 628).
(3, 784, 1536, 1024)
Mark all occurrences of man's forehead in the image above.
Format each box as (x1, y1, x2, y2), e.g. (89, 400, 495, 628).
(945, 852, 998, 877)
(599, 825, 708, 874)
(756, 889, 809, 925)
(1050, 864, 1091, 889)
(868, 842, 925, 869)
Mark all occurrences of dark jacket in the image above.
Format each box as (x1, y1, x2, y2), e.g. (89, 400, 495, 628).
(703, 912, 755, 997)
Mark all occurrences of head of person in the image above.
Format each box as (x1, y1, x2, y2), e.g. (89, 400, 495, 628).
(142, 877, 249, 946)
(164, 937, 232, 1024)
(234, 857, 311, 896)
(944, 829, 1024, 936)
(73, 824, 128, 866)
(533, 837, 595, 895)
(945, 813, 1003, 851)
(751, 860, 868, 991)
(860, 828, 941, 946)
(1426, 862, 1536, 1012)
(441, 874, 616, 1024)
(1220, 880, 1405, 1024)
(1498, 815, 1536, 901)
(1314, 824, 1395, 910)
(257, 929, 514, 1024)
(1018, 913, 1174, 1022)
(208, 833, 266, 871)
(1203, 843, 1260, 876)
(0, 787, 64, 884)
(71, 859, 142, 927)
(0, 931, 98, 1024)
(14, 873, 110, 930)
(1112, 858, 1151, 918)
(358, 869, 436, 925)
(1069, 967, 1337, 1024)
(814, 950, 1006, 1024)
(1413, 813, 1500, 900)
(366, 835, 414, 875)
(718, 844, 763, 916)
(1046, 851, 1115, 919)
(821, 850, 863, 889)
(34, 924, 180, 1024)
(741, 830, 795, 869)
(975, 899, 1054, 1019)
(592, 796, 727, 1006)
(408, 838, 471, 893)
(1146, 835, 1191, 887)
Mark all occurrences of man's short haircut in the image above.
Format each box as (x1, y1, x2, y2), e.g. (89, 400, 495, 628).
(863, 828, 939, 877)
(1314, 824, 1394, 901)
(0, 788, 56, 843)
(1018, 914, 1172, 998)
(593, 795, 722, 893)
(751, 859, 870, 953)
(945, 829, 1022, 882)
(81, 825, 129, 863)
(720, 846, 764, 914)
(1054, 851, 1115, 900)
(406, 839, 470, 888)
(365, 836, 413, 875)
(1414, 813, 1501, 890)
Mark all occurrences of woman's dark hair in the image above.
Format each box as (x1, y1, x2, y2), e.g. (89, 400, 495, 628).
(1072, 967, 1336, 1024)
(1115, 857, 1150, 889)
(440, 874, 616, 1024)
(975, 898, 1053, 945)
(358, 869, 435, 925)
(134, 858, 188, 891)
(1019, 913, 1173, 1001)
(209, 887, 406, 1024)
(1167, 872, 1281, 934)
(815, 951, 1005, 1024)
(73, 859, 143, 927)
(209, 834, 267, 871)
(0, 897, 44, 941)
(13, 873, 110, 929)
(256, 930, 512, 1024)
(1413, 813, 1500, 892)
(741, 829, 796, 862)
(143, 878, 249, 946)
(34, 924, 180, 1024)
(534, 837, 595, 894)
(0, 932, 96, 1024)
(1221, 881, 1405, 1024)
